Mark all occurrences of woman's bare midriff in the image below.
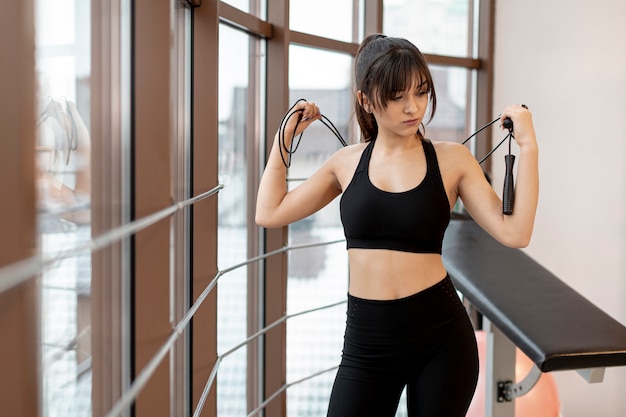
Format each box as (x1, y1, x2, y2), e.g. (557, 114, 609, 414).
(347, 249, 448, 300)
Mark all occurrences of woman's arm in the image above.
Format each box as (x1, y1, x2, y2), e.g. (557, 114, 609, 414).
(255, 101, 342, 228)
(457, 105, 539, 248)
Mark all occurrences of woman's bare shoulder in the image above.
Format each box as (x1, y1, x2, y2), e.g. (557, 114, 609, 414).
(328, 141, 368, 163)
(340, 140, 369, 153)
(326, 141, 369, 189)
(429, 139, 474, 164)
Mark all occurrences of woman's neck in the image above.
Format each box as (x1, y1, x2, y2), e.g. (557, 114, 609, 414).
(374, 132, 422, 152)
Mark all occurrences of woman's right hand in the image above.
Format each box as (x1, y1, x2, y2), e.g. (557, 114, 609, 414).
(257, 100, 342, 228)
(283, 100, 322, 138)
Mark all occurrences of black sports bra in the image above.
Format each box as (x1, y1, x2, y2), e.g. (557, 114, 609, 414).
(339, 138, 450, 254)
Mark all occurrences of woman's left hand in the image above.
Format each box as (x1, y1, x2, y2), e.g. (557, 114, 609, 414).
(500, 104, 537, 150)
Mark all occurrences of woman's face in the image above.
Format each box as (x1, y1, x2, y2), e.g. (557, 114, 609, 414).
(362, 77, 430, 139)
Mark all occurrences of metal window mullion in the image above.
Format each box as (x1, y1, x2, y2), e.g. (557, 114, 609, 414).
(264, 0, 291, 415)
(169, 2, 193, 416)
(289, 30, 358, 55)
(190, 1, 220, 416)
(475, 0, 496, 167)
(363, 0, 383, 35)
(246, 12, 267, 411)
(0, 2, 38, 417)
(132, 1, 174, 416)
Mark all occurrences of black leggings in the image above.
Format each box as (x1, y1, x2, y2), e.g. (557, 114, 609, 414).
(327, 275, 479, 417)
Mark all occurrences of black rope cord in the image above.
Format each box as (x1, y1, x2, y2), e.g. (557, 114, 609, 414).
(278, 99, 348, 168)
(462, 115, 514, 165)
(280, 100, 518, 169)
(462, 112, 520, 215)
(279, 99, 523, 214)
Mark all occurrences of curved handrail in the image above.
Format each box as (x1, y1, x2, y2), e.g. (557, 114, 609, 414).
(13, 176, 347, 417)
(247, 365, 340, 417)
(0, 184, 223, 294)
(193, 300, 346, 417)
(105, 237, 346, 417)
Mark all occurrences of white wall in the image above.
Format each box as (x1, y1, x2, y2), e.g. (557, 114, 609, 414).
(491, 1, 626, 416)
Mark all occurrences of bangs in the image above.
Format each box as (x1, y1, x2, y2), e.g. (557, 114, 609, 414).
(365, 48, 434, 110)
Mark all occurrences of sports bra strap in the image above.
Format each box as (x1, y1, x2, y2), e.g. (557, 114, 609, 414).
(421, 139, 442, 179)
(355, 138, 439, 177)
(354, 140, 375, 174)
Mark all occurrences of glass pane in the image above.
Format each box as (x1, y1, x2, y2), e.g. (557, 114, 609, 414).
(217, 24, 251, 416)
(428, 65, 470, 215)
(383, 0, 472, 57)
(286, 45, 351, 416)
(221, 0, 266, 16)
(221, 0, 249, 13)
(426, 65, 469, 143)
(290, 0, 354, 43)
(35, 0, 93, 415)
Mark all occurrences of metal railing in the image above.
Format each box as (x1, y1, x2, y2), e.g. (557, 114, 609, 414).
(106, 236, 346, 417)
(1, 180, 347, 417)
(0, 185, 224, 294)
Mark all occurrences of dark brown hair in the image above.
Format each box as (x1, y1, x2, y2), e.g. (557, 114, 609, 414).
(354, 34, 437, 141)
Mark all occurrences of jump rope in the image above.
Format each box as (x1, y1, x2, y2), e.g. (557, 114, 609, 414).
(278, 98, 523, 215)
(278, 99, 348, 168)
(461, 108, 524, 215)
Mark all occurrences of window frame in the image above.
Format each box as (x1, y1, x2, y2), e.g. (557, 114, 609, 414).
(0, 2, 38, 416)
(0, 0, 494, 416)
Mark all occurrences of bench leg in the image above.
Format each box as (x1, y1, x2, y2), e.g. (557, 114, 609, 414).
(484, 318, 516, 417)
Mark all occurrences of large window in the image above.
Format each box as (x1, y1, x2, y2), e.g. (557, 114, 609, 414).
(0, 1, 493, 416)
(384, 0, 473, 58)
(286, 45, 353, 416)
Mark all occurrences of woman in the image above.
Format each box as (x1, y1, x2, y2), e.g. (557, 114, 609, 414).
(255, 34, 538, 416)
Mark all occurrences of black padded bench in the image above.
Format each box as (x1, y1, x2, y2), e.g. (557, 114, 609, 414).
(442, 217, 626, 416)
